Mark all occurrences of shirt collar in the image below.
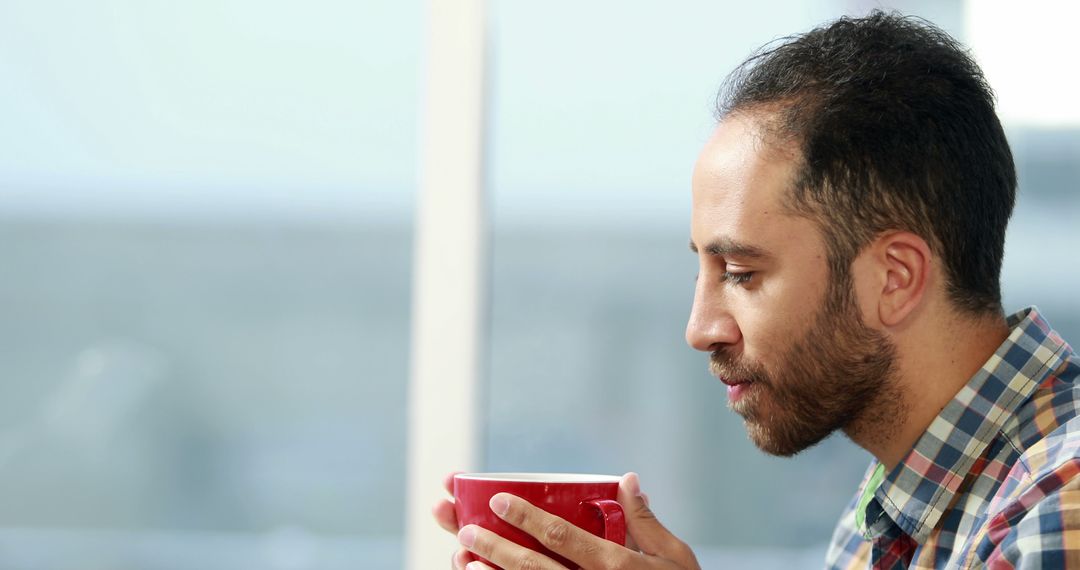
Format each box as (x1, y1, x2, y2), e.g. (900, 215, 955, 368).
(859, 306, 1070, 543)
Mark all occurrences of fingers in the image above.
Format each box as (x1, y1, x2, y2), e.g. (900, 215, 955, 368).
(452, 550, 497, 570)
(618, 473, 699, 566)
(458, 524, 566, 570)
(432, 470, 462, 531)
(434, 498, 459, 534)
(448, 475, 699, 569)
(486, 494, 640, 569)
(444, 471, 463, 495)
(435, 471, 464, 534)
(453, 549, 495, 570)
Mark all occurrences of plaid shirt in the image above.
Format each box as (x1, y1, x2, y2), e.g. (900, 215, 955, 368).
(825, 307, 1080, 569)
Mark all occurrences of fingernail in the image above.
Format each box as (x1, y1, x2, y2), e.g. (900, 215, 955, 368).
(625, 472, 642, 497)
(490, 494, 510, 516)
(458, 525, 476, 548)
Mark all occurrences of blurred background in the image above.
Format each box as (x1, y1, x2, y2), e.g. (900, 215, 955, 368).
(1, 0, 1077, 568)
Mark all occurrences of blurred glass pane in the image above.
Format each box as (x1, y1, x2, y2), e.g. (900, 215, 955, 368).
(1002, 127, 1080, 339)
(966, 0, 1080, 127)
(0, 1, 417, 568)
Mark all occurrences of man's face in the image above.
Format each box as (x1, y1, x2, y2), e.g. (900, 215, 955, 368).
(686, 113, 898, 456)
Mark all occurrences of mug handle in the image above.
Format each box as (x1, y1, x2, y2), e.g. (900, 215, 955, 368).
(584, 499, 626, 546)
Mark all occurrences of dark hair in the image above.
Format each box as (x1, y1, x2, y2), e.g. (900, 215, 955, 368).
(717, 10, 1016, 315)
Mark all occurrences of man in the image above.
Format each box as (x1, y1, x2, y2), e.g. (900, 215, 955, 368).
(434, 11, 1080, 569)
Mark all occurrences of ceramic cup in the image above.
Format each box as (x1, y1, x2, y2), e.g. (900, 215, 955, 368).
(453, 472, 626, 569)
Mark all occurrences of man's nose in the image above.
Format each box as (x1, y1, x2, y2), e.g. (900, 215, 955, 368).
(685, 286, 742, 352)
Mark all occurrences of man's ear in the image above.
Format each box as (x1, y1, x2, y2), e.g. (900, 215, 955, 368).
(874, 232, 932, 327)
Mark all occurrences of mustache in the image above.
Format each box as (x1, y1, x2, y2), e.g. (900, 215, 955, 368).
(709, 349, 769, 384)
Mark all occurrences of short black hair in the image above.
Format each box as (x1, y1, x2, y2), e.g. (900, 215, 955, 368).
(717, 10, 1016, 315)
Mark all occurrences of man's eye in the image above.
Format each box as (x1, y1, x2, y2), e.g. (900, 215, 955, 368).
(722, 271, 754, 284)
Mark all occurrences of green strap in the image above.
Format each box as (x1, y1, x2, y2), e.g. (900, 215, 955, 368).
(855, 463, 886, 536)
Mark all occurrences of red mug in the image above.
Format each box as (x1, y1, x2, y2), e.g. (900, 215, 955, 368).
(453, 473, 626, 569)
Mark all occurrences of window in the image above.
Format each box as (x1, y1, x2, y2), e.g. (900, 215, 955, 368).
(0, 2, 419, 568)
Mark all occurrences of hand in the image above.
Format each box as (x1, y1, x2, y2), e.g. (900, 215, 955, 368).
(432, 471, 471, 569)
(450, 472, 700, 570)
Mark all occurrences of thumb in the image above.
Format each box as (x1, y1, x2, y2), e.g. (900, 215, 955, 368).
(617, 473, 689, 560)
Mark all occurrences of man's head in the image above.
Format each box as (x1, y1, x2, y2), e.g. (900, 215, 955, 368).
(687, 12, 1016, 456)
(718, 10, 1016, 315)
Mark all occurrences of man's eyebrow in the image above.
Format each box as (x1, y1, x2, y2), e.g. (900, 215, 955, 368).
(688, 238, 770, 259)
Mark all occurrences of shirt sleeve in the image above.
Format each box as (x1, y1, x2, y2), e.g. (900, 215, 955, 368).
(974, 459, 1080, 569)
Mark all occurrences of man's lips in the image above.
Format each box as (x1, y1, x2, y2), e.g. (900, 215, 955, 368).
(712, 363, 758, 403)
(718, 376, 753, 387)
(724, 378, 755, 403)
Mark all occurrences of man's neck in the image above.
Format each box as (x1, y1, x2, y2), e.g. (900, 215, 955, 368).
(847, 307, 1011, 471)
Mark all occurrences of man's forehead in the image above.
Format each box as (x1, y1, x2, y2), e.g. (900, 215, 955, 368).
(693, 117, 760, 182)
(692, 125, 800, 214)
(695, 113, 799, 178)
(690, 115, 813, 255)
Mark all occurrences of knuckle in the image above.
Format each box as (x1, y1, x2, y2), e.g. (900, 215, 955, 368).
(578, 537, 601, 557)
(682, 544, 702, 566)
(670, 540, 697, 565)
(515, 552, 544, 570)
(635, 503, 658, 521)
(542, 520, 571, 547)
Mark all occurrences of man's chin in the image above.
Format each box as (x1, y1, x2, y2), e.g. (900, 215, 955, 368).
(744, 417, 832, 457)
(727, 385, 763, 417)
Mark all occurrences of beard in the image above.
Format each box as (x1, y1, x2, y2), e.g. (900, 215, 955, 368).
(710, 276, 903, 457)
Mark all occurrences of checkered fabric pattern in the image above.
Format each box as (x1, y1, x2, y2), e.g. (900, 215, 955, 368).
(825, 307, 1080, 569)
